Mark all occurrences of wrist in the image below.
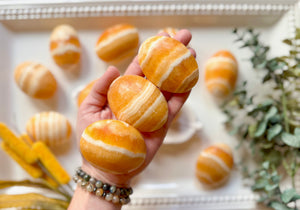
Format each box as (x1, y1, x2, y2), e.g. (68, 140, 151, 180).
(69, 184, 121, 210)
(71, 163, 133, 208)
(81, 160, 132, 187)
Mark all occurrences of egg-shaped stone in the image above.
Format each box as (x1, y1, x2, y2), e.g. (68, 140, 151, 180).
(80, 120, 147, 174)
(108, 75, 168, 132)
(95, 23, 139, 62)
(205, 50, 238, 97)
(14, 61, 57, 99)
(26, 111, 72, 148)
(50, 24, 81, 67)
(138, 35, 199, 93)
(195, 143, 234, 188)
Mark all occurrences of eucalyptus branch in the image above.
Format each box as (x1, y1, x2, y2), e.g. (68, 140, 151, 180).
(222, 28, 300, 210)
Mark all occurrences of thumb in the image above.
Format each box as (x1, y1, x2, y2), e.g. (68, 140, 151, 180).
(81, 66, 120, 110)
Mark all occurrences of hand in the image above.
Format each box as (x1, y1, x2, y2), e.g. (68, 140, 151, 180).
(76, 29, 196, 187)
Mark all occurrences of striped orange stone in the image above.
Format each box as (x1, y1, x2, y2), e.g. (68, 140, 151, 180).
(205, 50, 238, 97)
(138, 35, 199, 93)
(80, 120, 147, 174)
(95, 23, 139, 62)
(14, 61, 57, 99)
(108, 75, 168, 132)
(50, 24, 81, 67)
(77, 80, 97, 107)
(196, 143, 234, 188)
(26, 112, 72, 148)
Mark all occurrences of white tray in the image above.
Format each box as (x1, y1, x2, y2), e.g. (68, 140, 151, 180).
(0, 1, 299, 209)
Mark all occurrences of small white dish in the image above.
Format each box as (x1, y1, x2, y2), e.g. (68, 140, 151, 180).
(164, 104, 202, 144)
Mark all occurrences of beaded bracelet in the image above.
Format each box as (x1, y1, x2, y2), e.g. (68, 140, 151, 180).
(73, 167, 132, 205)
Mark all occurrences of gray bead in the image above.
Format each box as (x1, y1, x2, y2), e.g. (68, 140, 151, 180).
(77, 179, 82, 186)
(72, 175, 79, 182)
(86, 184, 94, 192)
(81, 181, 87, 187)
(103, 184, 109, 191)
(95, 180, 103, 188)
(112, 195, 119, 203)
(83, 174, 90, 181)
(110, 185, 116, 193)
(115, 188, 121, 196)
(128, 187, 133, 195)
(105, 193, 113, 201)
(120, 198, 126, 204)
(76, 167, 81, 175)
(89, 177, 96, 184)
(79, 171, 85, 177)
(124, 197, 131, 204)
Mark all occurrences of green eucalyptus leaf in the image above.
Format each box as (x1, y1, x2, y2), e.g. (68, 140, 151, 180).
(269, 114, 282, 124)
(247, 28, 254, 33)
(259, 170, 268, 177)
(254, 120, 268, 137)
(290, 50, 299, 55)
(262, 73, 272, 83)
(271, 174, 281, 184)
(266, 59, 281, 71)
(294, 127, 300, 136)
(255, 60, 267, 69)
(261, 142, 274, 149)
(233, 89, 246, 96)
(269, 201, 294, 210)
(248, 124, 257, 138)
(281, 188, 300, 203)
(265, 183, 278, 191)
(251, 178, 268, 190)
(283, 39, 292, 45)
(257, 196, 268, 203)
(295, 28, 300, 39)
(245, 96, 254, 105)
(261, 100, 274, 108)
(265, 106, 278, 120)
(262, 161, 270, 169)
(281, 132, 300, 148)
(265, 150, 282, 166)
(229, 126, 240, 135)
(267, 124, 282, 141)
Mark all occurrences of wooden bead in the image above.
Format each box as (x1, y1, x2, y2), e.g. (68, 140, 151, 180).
(138, 36, 199, 93)
(205, 50, 238, 97)
(195, 143, 234, 188)
(95, 23, 139, 62)
(80, 120, 147, 174)
(50, 24, 81, 67)
(77, 80, 96, 107)
(14, 61, 57, 99)
(26, 111, 72, 148)
(108, 75, 168, 132)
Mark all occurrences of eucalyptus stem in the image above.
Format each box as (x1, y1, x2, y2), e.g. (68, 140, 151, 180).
(281, 83, 290, 133)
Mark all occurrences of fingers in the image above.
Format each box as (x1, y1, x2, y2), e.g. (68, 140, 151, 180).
(189, 47, 196, 58)
(82, 66, 120, 109)
(173, 29, 192, 46)
(124, 56, 144, 76)
(167, 91, 190, 123)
